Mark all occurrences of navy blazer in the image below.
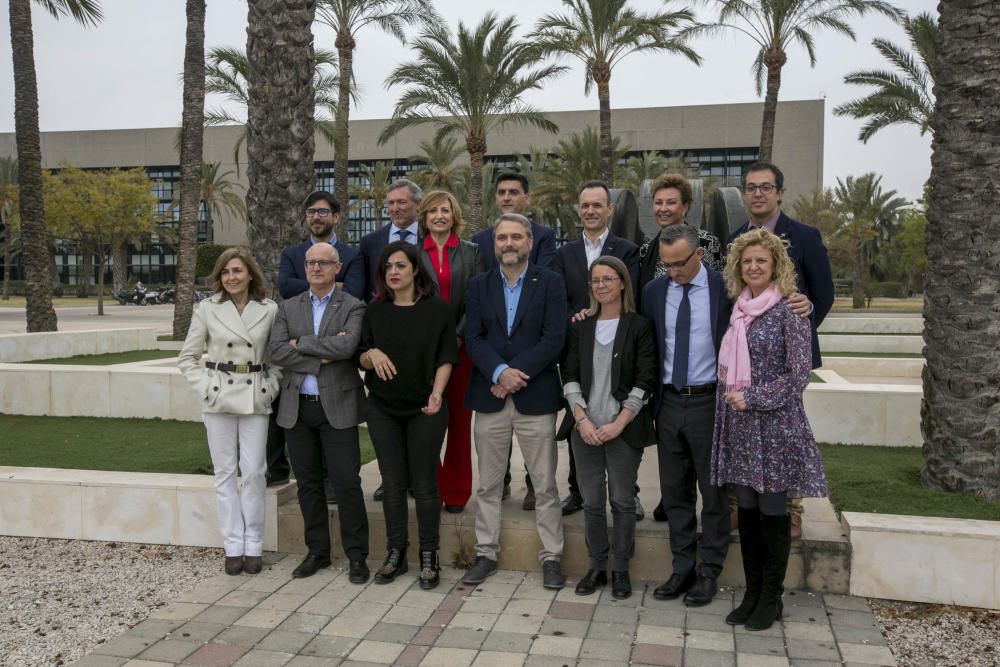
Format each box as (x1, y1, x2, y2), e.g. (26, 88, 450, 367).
(641, 268, 732, 417)
(553, 231, 640, 317)
(726, 212, 834, 368)
(277, 239, 364, 301)
(464, 264, 567, 415)
(359, 223, 421, 302)
(472, 221, 557, 272)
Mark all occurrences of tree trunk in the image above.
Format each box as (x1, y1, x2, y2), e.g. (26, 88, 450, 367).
(334, 30, 355, 225)
(466, 136, 486, 234)
(2, 233, 11, 300)
(9, 0, 57, 331)
(77, 250, 92, 298)
(921, 0, 1000, 500)
(246, 0, 317, 298)
(594, 65, 614, 185)
(758, 48, 786, 164)
(111, 241, 127, 293)
(95, 249, 105, 316)
(172, 0, 206, 340)
(851, 247, 865, 309)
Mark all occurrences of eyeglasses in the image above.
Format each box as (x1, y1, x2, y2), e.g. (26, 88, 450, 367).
(589, 276, 620, 287)
(663, 250, 696, 271)
(306, 208, 333, 218)
(743, 183, 778, 195)
(305, 259, 339, 269)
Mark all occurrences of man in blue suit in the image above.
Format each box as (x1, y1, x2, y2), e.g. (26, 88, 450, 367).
(642, 224, 732, 608)
(358, 178, 422, 302)
(462, 213, 568, 590)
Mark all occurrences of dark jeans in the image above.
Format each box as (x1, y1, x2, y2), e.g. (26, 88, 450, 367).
(365, 399, 447, 551)
(284, 400, 369, 562)
(571, 432, 643, 571)
(656, 390, 730, 578)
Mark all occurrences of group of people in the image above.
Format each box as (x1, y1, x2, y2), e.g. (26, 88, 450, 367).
(178, 159, 833, 632)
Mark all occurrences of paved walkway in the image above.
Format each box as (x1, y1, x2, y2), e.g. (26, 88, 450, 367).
(75, 554, 895, 667)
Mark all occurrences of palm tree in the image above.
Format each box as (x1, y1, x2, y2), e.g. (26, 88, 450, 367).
(831, 173, 906, 308)
(618, 151, 673, 195)
(530, 0, 700, 184)
(921, 0, 1000, 500)
(172, 0, 205, 340)
(349, 160, 394, 238)
(315, 0, 439, 214)
(200, 162, 247, 244)
(9, 0, 102, 331)
(380, 13, 566, 232)
(834, 12, 938, 143)
(408, 135, 468, 193)
(690, 0, 902, 161)
(245, 0, 317, 296)
(204, 46, 345, 175)
(1, 156, 19, 300)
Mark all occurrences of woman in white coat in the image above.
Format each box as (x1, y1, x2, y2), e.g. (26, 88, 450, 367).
(179, 247, 281, 575)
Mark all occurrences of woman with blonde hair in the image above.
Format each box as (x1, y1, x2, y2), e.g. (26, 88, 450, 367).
(178, 247, 281, 576)
(712, 227, 827, 630)
(561, 255, 656, 600)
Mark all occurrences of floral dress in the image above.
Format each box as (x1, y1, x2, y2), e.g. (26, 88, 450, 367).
(711, 299, 828, 498)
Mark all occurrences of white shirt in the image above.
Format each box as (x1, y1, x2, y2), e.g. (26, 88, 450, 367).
(583, 228, 609, 268)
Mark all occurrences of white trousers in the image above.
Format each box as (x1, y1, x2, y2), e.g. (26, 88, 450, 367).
(202, 413, 268, 557)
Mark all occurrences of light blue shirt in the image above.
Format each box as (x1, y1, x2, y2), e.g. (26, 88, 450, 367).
(663, 264, 716, 386)
(299, 287, 335, 395)
(391, 221, 419, 244)
(491, 265, 528, 384)
(309, 233, 337, 247)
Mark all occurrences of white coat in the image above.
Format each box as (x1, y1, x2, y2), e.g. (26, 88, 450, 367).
(178, 294, 281, 415)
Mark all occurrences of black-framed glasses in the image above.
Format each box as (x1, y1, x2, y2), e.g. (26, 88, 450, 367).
(305, 259, 339, 269)
(663, 250, 696, 271)
(743, 183, 777, 195)
(589, 276, 620, 287)
(306, 208, 333, 218)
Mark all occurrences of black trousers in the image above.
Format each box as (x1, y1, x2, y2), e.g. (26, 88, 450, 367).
(265, 394, 291, 480)
(284, 400, 369, 562)
(365, 399, 447, 551)
(656, 390, 730, 578)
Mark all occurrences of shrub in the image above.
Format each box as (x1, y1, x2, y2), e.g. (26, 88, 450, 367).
(196, 244, 231, 278)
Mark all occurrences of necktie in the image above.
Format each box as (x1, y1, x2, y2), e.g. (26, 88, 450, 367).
(672, 283, 692, 388)
(396, 228, 412, 243)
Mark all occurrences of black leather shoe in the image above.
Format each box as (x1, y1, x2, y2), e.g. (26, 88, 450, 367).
(419, 550, 440, 590)
(348, 560, 370, 584)
(634, 496, 645, 521)
(683, 575, 718, 607)
(653, 571, 696, 600)
(292, 554, 331, 578)
(574, 569, 607, 596)
(444, 505, 465, 514)
(561, 493, 583, 516)
(462, 556, 498, 584)
(374, 548, 408, 584)
(611, 571, 632, 599)
(265, 474, 290, 488)
(653, 500, 667, 522)
(542, 560, 565, 590)
(373, 484, 384, 501)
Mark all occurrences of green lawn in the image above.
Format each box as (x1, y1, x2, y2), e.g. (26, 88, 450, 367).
(26, 350, 180, 365)
(0, 415, 375, 474)
(820, 444, 1000, 522)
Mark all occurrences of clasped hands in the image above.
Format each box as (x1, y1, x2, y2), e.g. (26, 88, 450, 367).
(577, 417, 624, 447)
(724, 391, 748, 412)
(490, 367, 529, 399)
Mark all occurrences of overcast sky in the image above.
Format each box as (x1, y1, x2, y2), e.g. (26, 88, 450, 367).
(0, 0, 937, 202)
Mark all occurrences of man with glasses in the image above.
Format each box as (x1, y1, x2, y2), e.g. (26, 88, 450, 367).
(641, 223, 732, 607)
(727, 162, 834, 539)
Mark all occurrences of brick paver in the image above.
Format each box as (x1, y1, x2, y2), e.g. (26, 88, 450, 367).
(82, 553, 899, 666)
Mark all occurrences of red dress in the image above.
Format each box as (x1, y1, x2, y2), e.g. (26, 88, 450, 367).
(424, 234, 474, 507)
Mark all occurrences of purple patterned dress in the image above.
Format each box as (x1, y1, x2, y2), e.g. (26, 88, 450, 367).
(711, 299, 828, 498)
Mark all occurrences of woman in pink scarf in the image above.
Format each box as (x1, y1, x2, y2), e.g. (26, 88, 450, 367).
(712, 227, 827, 631)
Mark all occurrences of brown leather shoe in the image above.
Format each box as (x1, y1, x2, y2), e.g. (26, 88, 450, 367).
(502, 483, 511, 500)
(243, 556, 262, 574)
(790, 512, 802, 540)
(224, 556, 243, 576)
(521, 487, 536, 511)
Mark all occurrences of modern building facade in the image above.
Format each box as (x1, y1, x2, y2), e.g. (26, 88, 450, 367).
(0, 99, 823, 284)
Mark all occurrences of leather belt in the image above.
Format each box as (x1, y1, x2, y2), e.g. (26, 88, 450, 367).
(299, 394, 322, 402)
(664, 382, 716, 396)
(205, 361, 267, 373)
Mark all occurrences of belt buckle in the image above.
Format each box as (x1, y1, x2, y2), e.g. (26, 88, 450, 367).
(234, 363, 251, 373)
(679, 386, 693, 396)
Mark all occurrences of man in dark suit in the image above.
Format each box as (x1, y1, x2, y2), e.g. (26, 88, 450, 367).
(727, 161, 835, 538)
(642, 223, 733, 607)
(471, 172, 556, 511)
(462, 213, 568, 590)
(267, 242, 370, 583)
(553, 180, 639, 516)
(359, 178, 422, 302)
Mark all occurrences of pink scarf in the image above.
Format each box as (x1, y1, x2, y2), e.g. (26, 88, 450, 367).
(718, 284, 783, 391)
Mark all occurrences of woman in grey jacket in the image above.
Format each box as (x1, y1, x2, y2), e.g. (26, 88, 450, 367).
(178, 247, 281, 575)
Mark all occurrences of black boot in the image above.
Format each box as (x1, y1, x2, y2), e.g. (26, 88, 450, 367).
(374, 547, 408, 584)
(745, 513, 791, 631)
(726, 507, 764, 625)
(419, 550, 440, 590)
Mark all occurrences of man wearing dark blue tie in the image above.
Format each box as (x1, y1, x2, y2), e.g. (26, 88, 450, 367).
(642, 224, 732, 607)
(359, 178, 423, 302)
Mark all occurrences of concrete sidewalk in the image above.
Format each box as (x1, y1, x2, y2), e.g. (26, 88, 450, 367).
(75, 553, 895, 667)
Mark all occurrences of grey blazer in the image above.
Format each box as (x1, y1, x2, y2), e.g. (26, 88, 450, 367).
(267, 288, 366, 430)
(420, 238, 484, 338)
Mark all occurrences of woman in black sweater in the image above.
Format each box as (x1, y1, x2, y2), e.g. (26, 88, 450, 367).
(359, 241, 457, 589)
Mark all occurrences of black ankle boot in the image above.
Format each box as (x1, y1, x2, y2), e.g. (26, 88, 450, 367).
(727, 507, 764, 626)
(374, 547, 408, 584)
(745, 514, 791, 631)
(419, 550, 440, 590)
